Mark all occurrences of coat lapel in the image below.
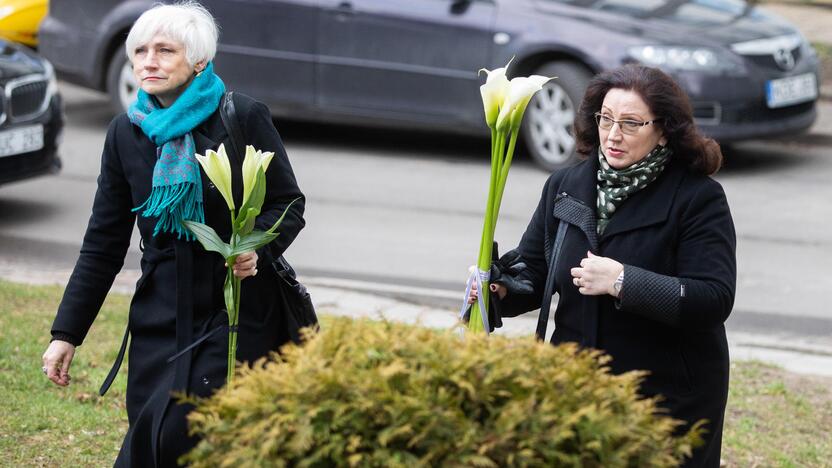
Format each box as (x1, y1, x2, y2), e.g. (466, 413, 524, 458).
(600, 160, 686, 240)
(552, 157, 600, 252)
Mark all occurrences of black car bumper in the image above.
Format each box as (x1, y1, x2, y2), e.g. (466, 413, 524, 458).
(698, 101, 816, 142)
(0, 94, 64, 186)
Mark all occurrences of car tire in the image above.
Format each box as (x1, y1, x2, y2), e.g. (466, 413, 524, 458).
(521, 61, 593, 172)
(106, 47, 138, 114)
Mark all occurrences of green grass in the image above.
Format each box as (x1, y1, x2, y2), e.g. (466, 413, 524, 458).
(0, 280, 130, 467)
(1, 279, 830, 466)
(722, 360, 832, 467)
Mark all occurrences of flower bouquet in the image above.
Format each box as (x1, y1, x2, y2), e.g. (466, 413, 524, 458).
(463, 61, 552, 333)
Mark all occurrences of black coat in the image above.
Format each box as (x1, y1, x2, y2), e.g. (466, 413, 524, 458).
(51, 93, 305, 467)
(501, 155, 736, 467)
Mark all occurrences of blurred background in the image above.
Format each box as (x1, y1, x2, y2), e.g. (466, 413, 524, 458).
(0, 0, 830, 371)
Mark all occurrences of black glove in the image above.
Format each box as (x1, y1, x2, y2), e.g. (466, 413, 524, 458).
(490, 244, 534, 296)
(464, 242, 532, 332)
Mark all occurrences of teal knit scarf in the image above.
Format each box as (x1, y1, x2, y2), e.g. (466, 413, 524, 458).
(128, 62, 226, 240)
(596, 144, 671, 235)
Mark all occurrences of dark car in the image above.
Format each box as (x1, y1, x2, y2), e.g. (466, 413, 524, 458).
(0, 40, 62, 186)
(39, 0, 820, 170)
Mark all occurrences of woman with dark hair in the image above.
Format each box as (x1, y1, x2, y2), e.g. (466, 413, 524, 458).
(40, 2, 305, 465)
(472, 65, 735, 467)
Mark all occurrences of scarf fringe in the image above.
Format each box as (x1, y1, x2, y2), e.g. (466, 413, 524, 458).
(133, 183, 205, 240)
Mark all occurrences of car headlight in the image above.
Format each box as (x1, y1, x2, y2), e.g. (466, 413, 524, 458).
(628, 45, 744, 73)
(42, 59, 58, 99)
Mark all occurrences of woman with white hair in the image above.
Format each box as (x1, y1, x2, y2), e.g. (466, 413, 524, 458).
(40, 2, 306, 465)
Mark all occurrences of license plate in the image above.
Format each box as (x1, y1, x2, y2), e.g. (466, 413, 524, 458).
(765, 73, 818, 108)
(0, 124, 45, 158)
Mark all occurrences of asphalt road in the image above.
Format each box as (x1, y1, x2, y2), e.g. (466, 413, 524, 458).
(1, 81, 830, 351)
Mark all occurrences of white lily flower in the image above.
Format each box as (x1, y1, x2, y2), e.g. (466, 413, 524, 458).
(196, 143, 235, 210)
(479, 59, 512, 128)
(495, 75, 553, 132)
(241, 145, 275, 206)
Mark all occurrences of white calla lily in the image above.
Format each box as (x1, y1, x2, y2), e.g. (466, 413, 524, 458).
(241, 145, 275, 206)
(479, 59, 512, 128)
(466, 71, 555, 334)
(196, 143, 234, 210)
(495, 75, 553, 131)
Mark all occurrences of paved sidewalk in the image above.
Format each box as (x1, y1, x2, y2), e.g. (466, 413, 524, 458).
(4, 262, 831, 377)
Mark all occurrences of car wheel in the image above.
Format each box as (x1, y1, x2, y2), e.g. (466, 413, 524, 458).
(106, 48, 138, 113)
(521, 61, 592, 171)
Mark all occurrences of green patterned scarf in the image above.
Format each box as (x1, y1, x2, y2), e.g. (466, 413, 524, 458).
(596, 144, 672, 235)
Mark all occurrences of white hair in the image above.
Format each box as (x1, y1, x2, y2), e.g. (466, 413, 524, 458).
(125, 1, 219, 66)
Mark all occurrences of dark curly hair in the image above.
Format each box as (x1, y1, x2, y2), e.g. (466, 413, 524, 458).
(574, 65, 722, 175)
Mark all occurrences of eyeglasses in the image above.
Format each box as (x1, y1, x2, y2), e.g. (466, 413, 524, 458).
(594, 112, 659, 135)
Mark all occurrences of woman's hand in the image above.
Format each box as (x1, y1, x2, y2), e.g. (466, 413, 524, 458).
(570, 251, 623, 296)
(467, 276, 508, 304)
(228, 251, 259, 279)
(42, 340, 76, 387)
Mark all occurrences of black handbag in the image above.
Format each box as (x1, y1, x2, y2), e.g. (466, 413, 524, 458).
(219, 91, 319, 343)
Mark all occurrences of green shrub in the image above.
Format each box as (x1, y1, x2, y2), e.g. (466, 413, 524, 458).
(184, 318, 702, 467)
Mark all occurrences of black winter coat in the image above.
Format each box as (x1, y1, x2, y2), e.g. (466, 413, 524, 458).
(50, 93, 305, 467)
(500, 155, 736, 467)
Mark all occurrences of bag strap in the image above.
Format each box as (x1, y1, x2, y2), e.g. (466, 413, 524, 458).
(535, 220, 568, 341)
(219, 91, 245, 165)
(99, 325, 129, 396)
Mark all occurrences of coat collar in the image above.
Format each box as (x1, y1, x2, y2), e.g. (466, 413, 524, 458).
(555, 154, 687, 242)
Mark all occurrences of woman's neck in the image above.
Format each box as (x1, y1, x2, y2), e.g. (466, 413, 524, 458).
(153, 75, 196, 108)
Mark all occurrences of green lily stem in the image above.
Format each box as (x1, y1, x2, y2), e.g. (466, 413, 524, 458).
(491, 127, 521, 230)
(469, 128, 511, 333)
(226, 208, 239, 383)
(225, 269, 235, 383)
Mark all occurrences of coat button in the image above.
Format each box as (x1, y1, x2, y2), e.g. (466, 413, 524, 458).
(202, 376, 210, 385)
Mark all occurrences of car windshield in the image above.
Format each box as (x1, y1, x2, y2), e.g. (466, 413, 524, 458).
(538, 0, 769, 26)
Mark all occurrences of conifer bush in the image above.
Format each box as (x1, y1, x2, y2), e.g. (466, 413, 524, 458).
(184, 318, 702, 467)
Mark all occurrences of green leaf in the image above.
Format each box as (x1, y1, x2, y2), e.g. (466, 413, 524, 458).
(234, 207, 259, 237)
(249, 167, 268, 217)
(234, 167, 268, 236)
(230, 230, 279, 256)
(266, 197, 302, 234)
(183, 221, 232, 258)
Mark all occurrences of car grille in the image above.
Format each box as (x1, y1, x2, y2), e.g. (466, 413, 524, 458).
(7, 79, 50, 120)
(742, 47, 803, 72)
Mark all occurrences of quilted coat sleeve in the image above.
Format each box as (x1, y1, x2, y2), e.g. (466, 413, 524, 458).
(620, 177, 736, 330)
(51, 116, 136, 345)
